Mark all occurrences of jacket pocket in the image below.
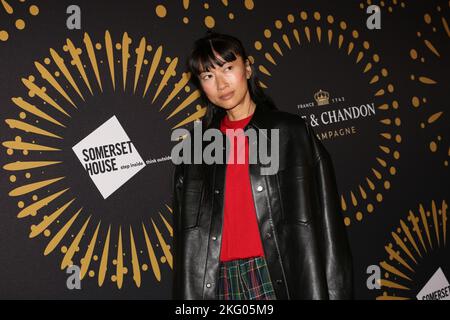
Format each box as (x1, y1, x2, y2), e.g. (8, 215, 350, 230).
(181, 180, 203, 230)
(277, 165, 313, 225)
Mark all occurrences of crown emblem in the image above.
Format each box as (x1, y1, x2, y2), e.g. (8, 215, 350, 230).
(314, 89, 330, 106)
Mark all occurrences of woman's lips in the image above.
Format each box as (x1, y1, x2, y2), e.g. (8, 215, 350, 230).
(219, 91, 234, 100)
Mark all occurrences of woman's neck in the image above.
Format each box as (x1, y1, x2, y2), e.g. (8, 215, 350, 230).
(225, 96, 256, 121)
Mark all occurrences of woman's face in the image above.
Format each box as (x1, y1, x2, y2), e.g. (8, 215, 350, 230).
(198, 54, 252, 110)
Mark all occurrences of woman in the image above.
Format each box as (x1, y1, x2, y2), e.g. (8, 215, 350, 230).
(172, 31, 353, 300)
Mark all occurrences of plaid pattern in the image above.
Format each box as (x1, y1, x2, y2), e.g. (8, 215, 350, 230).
(217, 256, 277, 300)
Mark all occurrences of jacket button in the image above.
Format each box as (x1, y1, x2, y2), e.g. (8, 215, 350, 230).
(214, 189, 220, 194)
(206, 283, 212, 288)
(276, 279, 283, 285)
(212, 236, 217, 241)
(256, 185, 263, 192)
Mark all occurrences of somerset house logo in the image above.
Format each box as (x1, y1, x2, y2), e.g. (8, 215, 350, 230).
(417, 268, 450, 300)
(72, 115, 146, 199)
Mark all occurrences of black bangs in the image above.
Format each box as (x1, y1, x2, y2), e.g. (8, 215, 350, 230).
(189, 35, 243, 77)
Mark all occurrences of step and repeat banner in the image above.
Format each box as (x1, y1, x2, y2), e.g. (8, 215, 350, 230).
(0, 0, 448, 299)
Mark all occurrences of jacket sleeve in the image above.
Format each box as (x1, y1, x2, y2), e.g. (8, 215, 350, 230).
(171, 162, 184, 299)
(306, 123, 354, 300)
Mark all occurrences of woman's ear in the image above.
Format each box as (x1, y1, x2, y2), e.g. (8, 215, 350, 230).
(245, 58, 252, 79)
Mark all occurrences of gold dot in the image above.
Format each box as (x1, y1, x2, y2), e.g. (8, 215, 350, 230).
(363, 41, 370, 49)
(156, 5, 167, 18)
(384, 180, 390, 189)
(10, 175, 17, 182)
(340, 21, 347, 30)
(55, 71, 60, 77)
(29, 5, 39, 16)
(89, 270, 95, 277)
(410, 74, 416, 80)
(387, 84, 394, 92)
(93, 255, 98, 261)
(393, 151, 400, 159)
(19, 112, 26, 119)
(111, 275, 117, 282)
(314, 12, 321, 20)
(16, 19, 25, 30)
(18, 201, 25, 208)
(25, 172, 31, 178)
(160, 69, 164, 75)
(392, 100, 399, 109)
(287, 14, 295, 23)
(424, 13, 432, 24)
(275, 20, 282, 29)
(61, 246, 68, 253)
(264, 29, 271, 38)
(327, 15, 334, 24)
(352, 30, 359, 38)
(412, 96, 420, 107)
(205, 16, 215, 29)
(146, 45, 152, 51)
(244, 0, 254, 10)
(112, 259, 117, 265)
(395, 117, 401, 126)
(390, 166, 396, 175)
(23, 150, 29, 155)
(420, 122, 425, 128)
(7, 149, 13, 155)
(161, 256, 167, 263)
(397, 227, 402, 234)
(115, 43, 121, 50)
(0, 30, 9, 41)
(376, 193, 383, 202)
(165, 57, 171, 63)
(254, 41, 262, 50)
(385, 272, 389, 278)
(373, 54, 380, 62)
(142, 264, 148, 271)
(44, 230, 51, 237)
(367, 204, 374, 213)
(437, 135, 442, 141)
(344, 217, 351, 226)
(356, 212, 363, 221)
(300, 11, 308, 20)
(183, 16, 190, 23)
(44, 58, 51, 65)
(395, 134, 402, 143)
(95, 43, 102, 50)
(123, 267, 128, 274)
(444, 160, 448, 166)
(32, 195, 37, 201)
(204, 3, 209, 9)
(430, 141, 437, 152)
(410, 49, 418, 60)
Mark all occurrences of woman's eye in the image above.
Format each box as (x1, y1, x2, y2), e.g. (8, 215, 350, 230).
(225, 66, 232, 71)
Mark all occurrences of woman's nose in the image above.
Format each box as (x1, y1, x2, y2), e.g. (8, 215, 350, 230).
(216, 74, 228, 90)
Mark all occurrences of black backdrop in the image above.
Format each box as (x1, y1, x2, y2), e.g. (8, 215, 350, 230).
(0, 0, 448, 299)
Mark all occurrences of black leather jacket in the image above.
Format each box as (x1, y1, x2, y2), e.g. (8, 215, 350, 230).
(172, 102, 353, 299)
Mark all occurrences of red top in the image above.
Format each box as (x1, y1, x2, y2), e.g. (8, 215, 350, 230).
(219, 112, 265, 262)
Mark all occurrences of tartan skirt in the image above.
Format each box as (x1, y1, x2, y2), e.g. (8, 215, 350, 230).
(217, 256, 277, 300)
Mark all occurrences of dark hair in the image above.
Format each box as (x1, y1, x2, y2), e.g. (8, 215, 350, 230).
(186, 30, 277, 127)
